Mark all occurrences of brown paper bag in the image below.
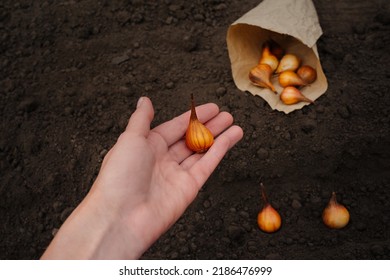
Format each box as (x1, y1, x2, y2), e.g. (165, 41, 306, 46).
(226, 0, 328, 114)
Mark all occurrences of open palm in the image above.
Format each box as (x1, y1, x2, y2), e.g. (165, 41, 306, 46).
(41, 97, 243, 259)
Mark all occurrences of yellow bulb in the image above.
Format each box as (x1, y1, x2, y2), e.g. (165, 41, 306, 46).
(280, 86, 313, 105)
(185, 94, 214, 153)
(275, 54, 301, 73)
(259, 42, 279, 72)
(257, 183, 282, 233)
(257, 204, 282, 233)
(322, 192, 350, 229)
(297, 65, 317, 84)
(278, 70, 307, 88)
(249, 64, 277, 93)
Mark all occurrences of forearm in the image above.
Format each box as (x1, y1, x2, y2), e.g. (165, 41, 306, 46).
(40, 190, 142, 260)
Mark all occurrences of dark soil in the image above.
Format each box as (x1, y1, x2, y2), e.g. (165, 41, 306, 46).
(1, 0, 389, 260)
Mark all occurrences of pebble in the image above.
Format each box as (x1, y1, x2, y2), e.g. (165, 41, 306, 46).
(51, 228, 59, 237)
(228, 225, 243, 240)
(18, 98, 39, 112)
(111, 54, 130, 65)
(203, 200, 211, 208)
(248, 246, 257, 253)
(182, 35, 198, 52)
(291, 199, 302, 209)
(338, 106, 350, 119)
(52, 201, 63, 212)
(165, 81, 175, 89)
(257, 148, 269, 160)
(216, 87, 226, 96)
(116, 10, 131, 25)
(60, 207, 74, 222)
(239, 210, 250, 219)
(300, 119, 317, 133)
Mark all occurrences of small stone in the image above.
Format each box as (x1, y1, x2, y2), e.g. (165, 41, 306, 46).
(228, 225, 243, 240)
(193, 14, 204, 21)
(216, 87, 226, 96)
(99, 149, 108, 158)
(239, 210, 250, 219)
(291, 199, 302, 209)
(338, 106, 350, 119)
(52, 201, 63, 212)
(182, 35, 198, 52)
(248, 246, 257, 253)
(301, 119, 317, 133)
(166, 81, 175, 89)
(51, 228, 59, 237)
(116, 10, 131, 25)
(18, 98, 39, 112)
(111, 54, 130, 65)
(60, 207, 74, 222)
(257, 148, 269, 160)
(203, 200, 211, 208)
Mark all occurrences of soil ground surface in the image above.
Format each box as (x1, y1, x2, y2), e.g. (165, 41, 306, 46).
(1, 0, 389, 260)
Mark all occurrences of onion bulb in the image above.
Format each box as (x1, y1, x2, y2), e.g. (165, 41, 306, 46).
(249, 64, 277, 93)
(322, 192, 350, 229)
(278, 70, 307, 87)
(280, 86, 313, 105)
(297, 65, 317, 84)
(257, 183, 282, 233)
(275, 54, 301, 73)
(259, 42, 279, 72)
(185, 94, 214, 153)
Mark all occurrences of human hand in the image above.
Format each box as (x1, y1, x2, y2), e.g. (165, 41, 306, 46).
(41, 97, 243, 259)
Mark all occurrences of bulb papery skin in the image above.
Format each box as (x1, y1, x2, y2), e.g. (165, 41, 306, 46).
(257, 204, 282, 233)
(322, 192, 350, 229)
(249, 64, 277, 93)
(259, 43, 279, 72)
(185, 95, 214, 153)
(297, 65, 317, 84)
(280, 86, 313, 105)
(278, 70, 307, 88)
(275, 54, 300, 73)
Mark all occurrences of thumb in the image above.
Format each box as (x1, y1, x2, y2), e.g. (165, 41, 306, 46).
(126, 97, 154, 137)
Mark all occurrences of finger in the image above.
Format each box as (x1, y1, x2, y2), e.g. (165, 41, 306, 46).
(152, 103, 219, 146)
(185, 125, 244, 188)
(168, 111, 234, 163)
(126, 97, 154, 137)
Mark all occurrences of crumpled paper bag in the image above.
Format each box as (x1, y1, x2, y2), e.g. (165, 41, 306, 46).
(226, 0, 328, 114)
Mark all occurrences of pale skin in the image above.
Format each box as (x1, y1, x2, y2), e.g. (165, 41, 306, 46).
(41, 97, 243, 259)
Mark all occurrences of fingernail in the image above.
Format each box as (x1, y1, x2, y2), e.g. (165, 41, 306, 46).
(136, 97, 144, 108)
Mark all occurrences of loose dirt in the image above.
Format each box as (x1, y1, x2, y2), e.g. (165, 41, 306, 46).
(0, 0, 389, 259)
